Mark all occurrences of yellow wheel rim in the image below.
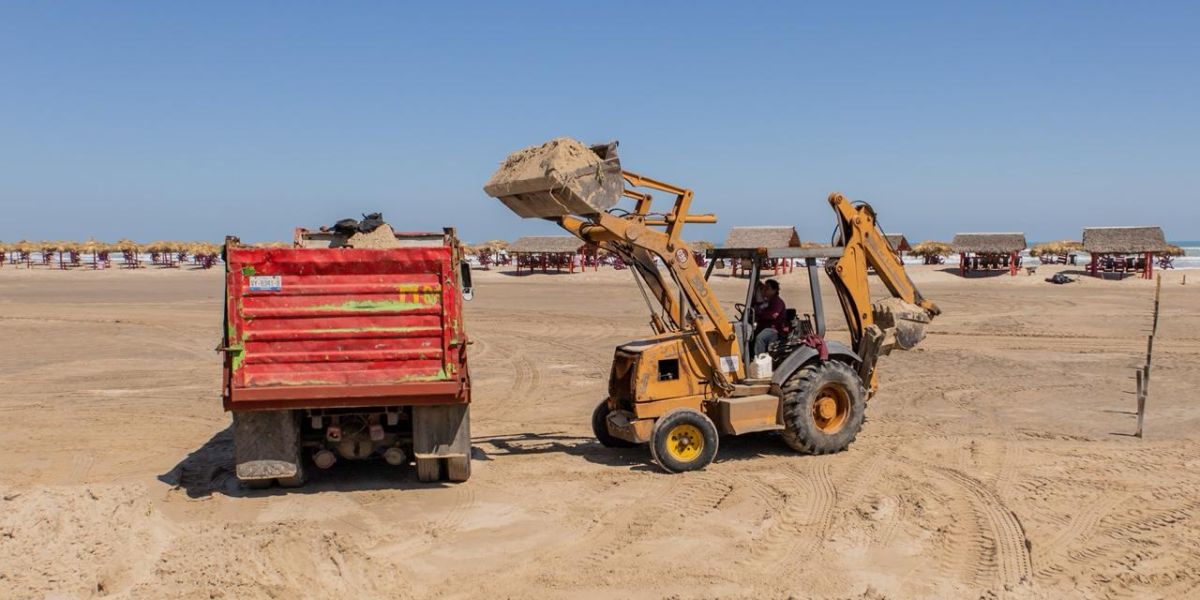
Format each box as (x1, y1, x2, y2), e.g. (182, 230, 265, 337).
(813, 384, 850, 434)
(666, 423, 705, 462)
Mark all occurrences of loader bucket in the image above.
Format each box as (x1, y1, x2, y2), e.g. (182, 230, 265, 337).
(872, 298, 933, 351)
(483, 138, 624, 218)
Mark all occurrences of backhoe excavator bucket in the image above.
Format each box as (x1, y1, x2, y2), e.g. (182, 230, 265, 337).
(483, 138, 623, 218)
(872, 298, 933, 352)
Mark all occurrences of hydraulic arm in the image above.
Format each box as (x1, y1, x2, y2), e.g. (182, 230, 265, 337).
(557, 171, 738, 391)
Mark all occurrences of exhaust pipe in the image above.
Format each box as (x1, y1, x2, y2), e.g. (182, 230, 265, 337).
(383, 447, 407, 466)
(313, 449, 337, 470)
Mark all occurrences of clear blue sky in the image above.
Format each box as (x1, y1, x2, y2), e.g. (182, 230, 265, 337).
(1, 2, 1197, 244)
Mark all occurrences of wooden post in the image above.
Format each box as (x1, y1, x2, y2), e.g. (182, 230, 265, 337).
(1135, 368, 1145, 438)
(1152, 274, 1162, 335)
(1135, 275, 1162, 437)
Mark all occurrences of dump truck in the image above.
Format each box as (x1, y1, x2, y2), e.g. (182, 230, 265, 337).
(220, 226, 474, 487)
(484, 138, 939, 472)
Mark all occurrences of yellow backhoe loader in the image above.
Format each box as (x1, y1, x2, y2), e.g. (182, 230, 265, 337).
(483, 139, 939, 472)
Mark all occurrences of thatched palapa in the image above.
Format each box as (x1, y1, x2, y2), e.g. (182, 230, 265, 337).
(951, 233, 1027, 254)
(723, 226, 801, 249)
(884, 234, 911, 253)
(1082, 226, 1168, 254)
(508, 236, 584, 254)
(1030, 240, 1083, 257)
(912, 241, 952, 257)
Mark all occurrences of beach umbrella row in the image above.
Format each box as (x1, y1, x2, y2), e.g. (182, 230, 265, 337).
(0, 239, 225, 269)
(1029, 240, 1085, 257)
(911, 241, 954, 257)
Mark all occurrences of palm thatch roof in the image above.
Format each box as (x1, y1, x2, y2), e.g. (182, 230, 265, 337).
(884, 234, 911, 253)
(911, 241, 953, 257)
(1082, 226, 1168, 254)
(508, 236, 584, 254)
(689, 240, 716, 251)
(1162, 244, 1185, 257)
(723, 226, 801, 249)
(951, 233, 1026, 254)
(1030, 240, 1084, 257)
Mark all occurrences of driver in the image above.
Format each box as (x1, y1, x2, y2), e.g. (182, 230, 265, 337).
(753, 279, 787, 355)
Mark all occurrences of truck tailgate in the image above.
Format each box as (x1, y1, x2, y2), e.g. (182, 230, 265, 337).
(223, 246, 467, 409)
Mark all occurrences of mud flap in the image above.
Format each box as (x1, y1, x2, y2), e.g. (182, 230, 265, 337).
(412, 404, 471, 460)
(232, 410, 301, 482)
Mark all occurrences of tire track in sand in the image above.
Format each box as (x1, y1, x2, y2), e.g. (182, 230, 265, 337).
(926, 465, 1033, 589)
(577, 471, 737, 566)
(1033, 492, 1131, 579)
(741, 463, 837, 574)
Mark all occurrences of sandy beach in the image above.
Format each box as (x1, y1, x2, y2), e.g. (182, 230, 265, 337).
(1, 264, 1198, 599)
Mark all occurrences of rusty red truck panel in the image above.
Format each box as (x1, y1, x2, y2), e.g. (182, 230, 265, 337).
(222, 243, 469, 411)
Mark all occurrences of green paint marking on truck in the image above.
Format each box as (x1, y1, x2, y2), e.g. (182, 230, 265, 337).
(241, 266, 256, 276)
(304, 298, 431, 312)
(308, 326, 421, 334)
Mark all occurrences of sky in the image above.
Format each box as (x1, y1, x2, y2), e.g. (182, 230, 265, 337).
(1, 2, 1197, 245)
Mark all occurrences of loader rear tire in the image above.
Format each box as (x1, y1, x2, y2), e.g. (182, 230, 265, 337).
(780, 360, 866, 455)
(592, 400, 636, 448)
(650, 409, 719, 473)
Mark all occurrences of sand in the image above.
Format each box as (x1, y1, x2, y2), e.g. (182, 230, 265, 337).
(346, 223, 401, 249)
(483, 137, 619, 219)
(486, 137, 601, 189)
(1, 264, 1199, 599)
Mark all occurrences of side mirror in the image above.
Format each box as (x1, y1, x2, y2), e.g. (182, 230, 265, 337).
(460, 261, 474, 301)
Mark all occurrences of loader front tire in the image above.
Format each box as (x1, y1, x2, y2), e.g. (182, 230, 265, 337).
(650, 409, 718, 473)
(780, 360, 866, 455)
(592, 400, 636, 448)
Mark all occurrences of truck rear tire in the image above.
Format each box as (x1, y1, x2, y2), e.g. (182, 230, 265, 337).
(233, 410, 304, 488)
(416, 457, 442, 482)
(779, 360, 866, 455)
(445, 456, 471, 482)
(276, 457, 308, 487)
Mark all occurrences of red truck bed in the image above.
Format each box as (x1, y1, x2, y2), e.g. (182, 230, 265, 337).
(222, 242, 470, 412)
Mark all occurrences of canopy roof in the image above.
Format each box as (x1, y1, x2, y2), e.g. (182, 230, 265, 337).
(1082, 226, 1168, 254)
(952, 233, 1027, 254)
(723, 226, 801, 249)
(508, 236, 584, 254)
(884, 233, 911, 252)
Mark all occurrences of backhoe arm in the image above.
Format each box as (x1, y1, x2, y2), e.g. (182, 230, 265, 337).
(825, 193, 940, 392)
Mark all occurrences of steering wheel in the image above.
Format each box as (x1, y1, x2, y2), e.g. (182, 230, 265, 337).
(734, 303, 746, 320)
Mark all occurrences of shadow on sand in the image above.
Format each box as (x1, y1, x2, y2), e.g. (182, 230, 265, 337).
(162, 425, 813, 496)
(475, 428, 807, 472)
(159, 426, 478, 498)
